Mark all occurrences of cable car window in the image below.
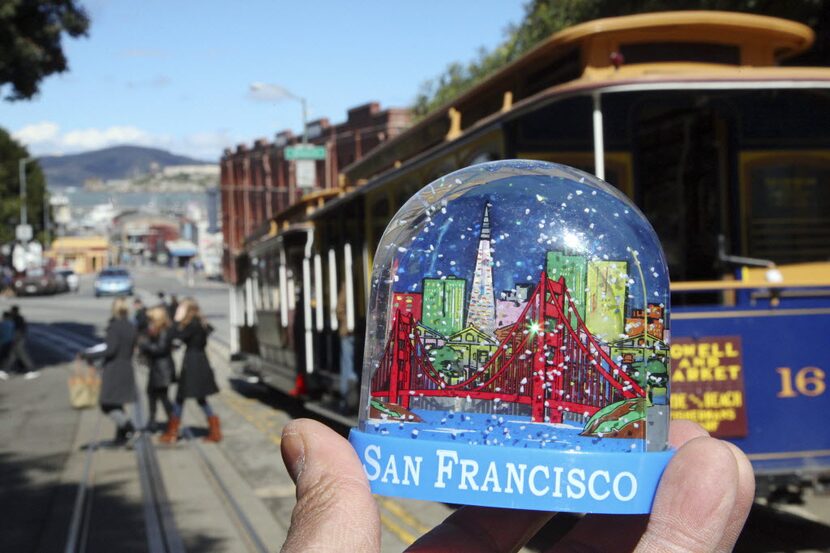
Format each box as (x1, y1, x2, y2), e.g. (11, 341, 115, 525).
(742, 153, 830, 263)
(519, 47, 581, 99)
(516, 96, 593, 148)
(371, 197, 389, 217)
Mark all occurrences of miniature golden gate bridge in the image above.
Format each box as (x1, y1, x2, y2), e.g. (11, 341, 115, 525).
(371, 272, 646, 423)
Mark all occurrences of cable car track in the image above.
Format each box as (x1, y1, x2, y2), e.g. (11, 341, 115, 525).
(55, 322, 269, 553)
(181, 427, 271, 553)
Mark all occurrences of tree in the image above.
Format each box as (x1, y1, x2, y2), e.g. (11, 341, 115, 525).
(413, 0, 828, 118)
(0, 128, 47, 244)
(428, 346, 462, 379)
(0, 0, 90, 101)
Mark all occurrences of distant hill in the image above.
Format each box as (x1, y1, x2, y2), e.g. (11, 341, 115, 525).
(39, 145, 214, 188)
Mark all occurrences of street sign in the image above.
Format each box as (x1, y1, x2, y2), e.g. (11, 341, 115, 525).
(296, 159, 316, 189)
(15, 224, 32, 242)
(285, 144, 327, 161)
(11, 244, 26, 272)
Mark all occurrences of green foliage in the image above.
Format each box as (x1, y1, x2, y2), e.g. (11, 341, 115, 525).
(0, 128, 47, 244)
(428, 346, 462, 377)
(413, 0, 828, 118)
(0, 0, 90, 101)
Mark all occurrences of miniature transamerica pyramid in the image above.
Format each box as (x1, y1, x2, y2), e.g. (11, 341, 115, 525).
(467, 204, 496, 336)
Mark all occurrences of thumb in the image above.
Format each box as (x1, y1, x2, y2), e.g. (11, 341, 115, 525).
(280, 419, 380, 553)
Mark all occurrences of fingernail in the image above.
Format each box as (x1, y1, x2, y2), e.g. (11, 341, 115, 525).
(281, 425, 306, 483)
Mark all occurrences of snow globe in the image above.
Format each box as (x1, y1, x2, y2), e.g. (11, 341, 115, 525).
(349, 160, 673, 513)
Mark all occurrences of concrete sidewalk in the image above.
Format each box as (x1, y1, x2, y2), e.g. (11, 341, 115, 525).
(0, 363, 82, 552)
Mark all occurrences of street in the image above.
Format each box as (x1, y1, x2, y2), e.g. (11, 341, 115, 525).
(0, 266, 456, 553)
(0, 266, 828, 552)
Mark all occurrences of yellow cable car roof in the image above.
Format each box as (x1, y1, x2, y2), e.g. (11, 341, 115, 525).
(340, 11, 817, 188)
(552, 11, 814, 61)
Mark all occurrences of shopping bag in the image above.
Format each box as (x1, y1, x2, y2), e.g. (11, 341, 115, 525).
(68, 358, 101, 409)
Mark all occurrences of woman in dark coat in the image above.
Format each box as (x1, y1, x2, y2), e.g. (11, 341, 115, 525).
(84, 297, 137, 445)
(138, 306, 176, 432)
(160, 298, 221, 443)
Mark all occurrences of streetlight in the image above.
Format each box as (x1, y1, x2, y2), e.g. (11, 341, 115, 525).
(249, 82, 309, 143)
(19, 157, 33, 227)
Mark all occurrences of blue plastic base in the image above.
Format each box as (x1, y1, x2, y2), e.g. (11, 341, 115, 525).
(349, 428, 674, 514)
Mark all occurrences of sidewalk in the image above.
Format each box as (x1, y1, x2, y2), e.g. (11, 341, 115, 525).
(0, 363, 81, 552)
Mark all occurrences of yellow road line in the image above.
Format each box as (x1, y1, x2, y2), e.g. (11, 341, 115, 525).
(378, 497, 431, 534)
(379, 513, 417, 545)
(220, 391, 284, 445)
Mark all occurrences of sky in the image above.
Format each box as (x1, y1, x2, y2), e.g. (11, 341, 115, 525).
(0, 0, 527, 162)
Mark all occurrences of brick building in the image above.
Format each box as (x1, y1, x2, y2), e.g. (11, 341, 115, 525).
(220, 101, 410, 282)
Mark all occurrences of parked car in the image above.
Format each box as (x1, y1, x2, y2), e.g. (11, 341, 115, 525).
(55, 268, 80, 293)
(93, 267, 133, 297)
(13, 267, 60, 296)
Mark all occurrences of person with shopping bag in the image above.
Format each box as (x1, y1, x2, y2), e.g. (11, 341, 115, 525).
(83, 298, 138, 446)
(137, 306, 176, 432)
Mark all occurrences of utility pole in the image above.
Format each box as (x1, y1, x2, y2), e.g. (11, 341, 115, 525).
(43, 193, 50, 246)
(19, 157, 31, 227)
(300, 96, 308, 144)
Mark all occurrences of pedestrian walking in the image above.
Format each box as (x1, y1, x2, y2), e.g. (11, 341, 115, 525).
(83, 298, 138, 446)
(167, 294, 179, 322)
(0, 311, 15, 380)
(0, 306, 39, 379)
(133, 298, 149, 336)
(138, 306, 176, 432)
(160, 298, 221, 443)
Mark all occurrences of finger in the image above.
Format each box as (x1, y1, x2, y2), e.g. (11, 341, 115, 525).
(636, 436, 741, 553)
(406, 506, 553, 553)
(667, 419, 709, 447)
(280, 419, 380, 553)
(543, 419, 711, 552)
(714, 442, 755, 552)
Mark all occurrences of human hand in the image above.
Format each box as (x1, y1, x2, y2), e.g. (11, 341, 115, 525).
(280, 419, 754, 553)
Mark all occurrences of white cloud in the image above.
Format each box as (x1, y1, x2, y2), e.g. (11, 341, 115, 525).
(13, 122, 60, 144)
(12, 121, 233, 160)
(176, 131, 234, 161)
(62, 126, 159, 150)
(248, 82, 298, 102)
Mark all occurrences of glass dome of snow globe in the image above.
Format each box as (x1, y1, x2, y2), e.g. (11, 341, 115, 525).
(349, 160, 674, 514)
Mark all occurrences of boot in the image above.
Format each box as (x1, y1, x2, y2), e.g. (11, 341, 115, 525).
(145, 408, 157, 432)
(113, 425, 128, 445)
(204, 415, 222, 443)
(113, 421, 135, 447)
(159, 416, 180, 444)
